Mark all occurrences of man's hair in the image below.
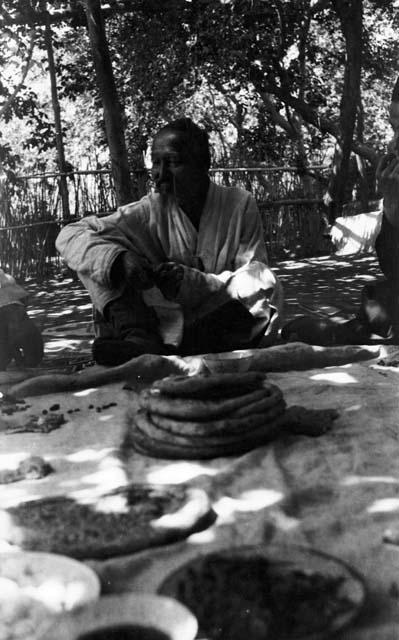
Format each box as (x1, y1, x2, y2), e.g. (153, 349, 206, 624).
(155, 117, 211, 170)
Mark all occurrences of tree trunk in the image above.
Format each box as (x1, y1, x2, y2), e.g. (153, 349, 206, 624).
(42, 8, 71, 220)
(84, 0, 133, 206)
(327, 0, 363, 220)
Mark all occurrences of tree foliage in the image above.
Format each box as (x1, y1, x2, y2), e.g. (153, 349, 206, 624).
(0, 0, 399, 211)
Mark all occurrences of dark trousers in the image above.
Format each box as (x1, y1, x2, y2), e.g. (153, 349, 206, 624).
(356, 216, 399, 341)
(95, 288, 268, 356)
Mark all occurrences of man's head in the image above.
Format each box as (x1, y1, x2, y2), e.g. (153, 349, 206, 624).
(151, 118, 210, 216)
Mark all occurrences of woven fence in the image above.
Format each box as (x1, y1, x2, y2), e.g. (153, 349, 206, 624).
(0, 166, 329, 279)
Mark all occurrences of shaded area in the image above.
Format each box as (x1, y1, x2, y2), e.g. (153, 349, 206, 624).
(17, 253, 382, 372)
(274, 253, 381, 322)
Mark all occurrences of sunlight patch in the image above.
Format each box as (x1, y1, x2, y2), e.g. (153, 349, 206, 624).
(342, 475, 399, 486)
(98, 414, 114, 422)
(344, 404, 362, 412)
(147, 462, 219, 485)
(73, 388, 98, 397)
(0, 453, 29, 470)
(46, 339, 83, 351)
(236, 489, 283, 511)
(310, 371, 357, 384)
(67, 448, 114, 462)
(212, 489, 283, 525)
(367, 498, 399, 513)
(188, 528, 216, 544)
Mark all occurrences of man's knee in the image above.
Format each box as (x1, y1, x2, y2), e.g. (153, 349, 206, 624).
(100, 289, 160, 340)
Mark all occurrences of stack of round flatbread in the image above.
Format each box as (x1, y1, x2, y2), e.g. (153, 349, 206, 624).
(127, 372, 287, 460)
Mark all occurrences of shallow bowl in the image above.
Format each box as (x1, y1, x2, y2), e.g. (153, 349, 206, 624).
(202, 350, 253, 373)
(41, 593, 198, 640)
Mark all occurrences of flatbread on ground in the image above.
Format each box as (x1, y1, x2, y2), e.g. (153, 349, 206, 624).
(146, 398, 286, 438)
(138, 387, 267, 420)
(0, 484, 215, 560)
(152, 372, 267, 398)
(127, 409, 286, 460)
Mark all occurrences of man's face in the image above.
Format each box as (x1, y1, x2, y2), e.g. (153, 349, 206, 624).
(151, 129, 208, 211)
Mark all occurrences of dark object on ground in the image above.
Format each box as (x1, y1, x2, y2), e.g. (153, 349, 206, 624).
(0, 484, 214, 559)
(158, 546, 364, 640)
(0, 455, 53, 484)
(0, 304, 43, 370)
(5, 412, 66, 434)
(281, 315, 370, 347)
(357, 280, 399, 343)
(283, 406, 339, 436)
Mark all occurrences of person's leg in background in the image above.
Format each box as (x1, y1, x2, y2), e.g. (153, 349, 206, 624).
(355, 216, 399, 342)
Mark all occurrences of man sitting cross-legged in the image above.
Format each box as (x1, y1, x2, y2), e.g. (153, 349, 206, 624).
(56, 118, 283, 365)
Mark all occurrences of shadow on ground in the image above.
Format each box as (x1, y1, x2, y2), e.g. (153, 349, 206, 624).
(19, 252, 382, 371)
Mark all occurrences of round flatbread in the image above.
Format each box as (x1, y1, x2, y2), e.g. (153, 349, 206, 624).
(138, 387, 267, 420)
(147, 398, 286, 438)
(152, 372, 267, 399)
(0, 484, 215, 560)
(128, 410, 286, 460)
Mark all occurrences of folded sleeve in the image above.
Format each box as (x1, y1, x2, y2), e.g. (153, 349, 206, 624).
(56, 215, 126, 289)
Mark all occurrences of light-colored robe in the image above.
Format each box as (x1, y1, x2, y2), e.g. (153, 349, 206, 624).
(56, 182, 283, 346)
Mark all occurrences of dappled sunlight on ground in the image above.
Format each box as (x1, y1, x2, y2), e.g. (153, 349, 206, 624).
(342, 475, 399, 486)
(310, 371, 359, 384)
(146, 462, 219, 484)
(212, 489, 283, 524)
(274, 252, 381, 321)
(367, 498, 399, 514)
(13, 252, 383, 376)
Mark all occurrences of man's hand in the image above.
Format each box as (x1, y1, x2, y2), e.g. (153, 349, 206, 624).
(152, 262, 184, 300)
(377, 153, 399, 228)
(111, 252, 154, 290)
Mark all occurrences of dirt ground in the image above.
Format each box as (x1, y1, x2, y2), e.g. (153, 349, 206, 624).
(22, 251, 382, 372)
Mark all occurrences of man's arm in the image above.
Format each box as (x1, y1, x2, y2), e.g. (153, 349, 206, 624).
(56, 214, 127, 289)
(171, 195, 274, 310)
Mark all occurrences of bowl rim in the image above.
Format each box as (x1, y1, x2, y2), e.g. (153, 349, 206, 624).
(40, 593, 198, 640)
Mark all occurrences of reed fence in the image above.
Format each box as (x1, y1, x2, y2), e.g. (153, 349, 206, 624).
(0, 166, 329, 279)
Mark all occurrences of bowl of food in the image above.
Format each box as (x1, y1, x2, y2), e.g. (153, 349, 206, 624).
(41, 593, 198, 640)
(157, 544, 366, 640)
(202, 350, 253, 374)
(0, 551, 101, 639)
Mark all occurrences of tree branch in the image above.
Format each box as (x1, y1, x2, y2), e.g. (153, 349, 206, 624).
(261, 93, 298, 137)
(260, 86, 377, 163)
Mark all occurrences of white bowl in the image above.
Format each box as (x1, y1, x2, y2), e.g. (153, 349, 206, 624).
(0, 551, 100, 640)
(202, 350, 253, 373)
(41, 593, 198, 640)
(0, 551, 100, 613)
